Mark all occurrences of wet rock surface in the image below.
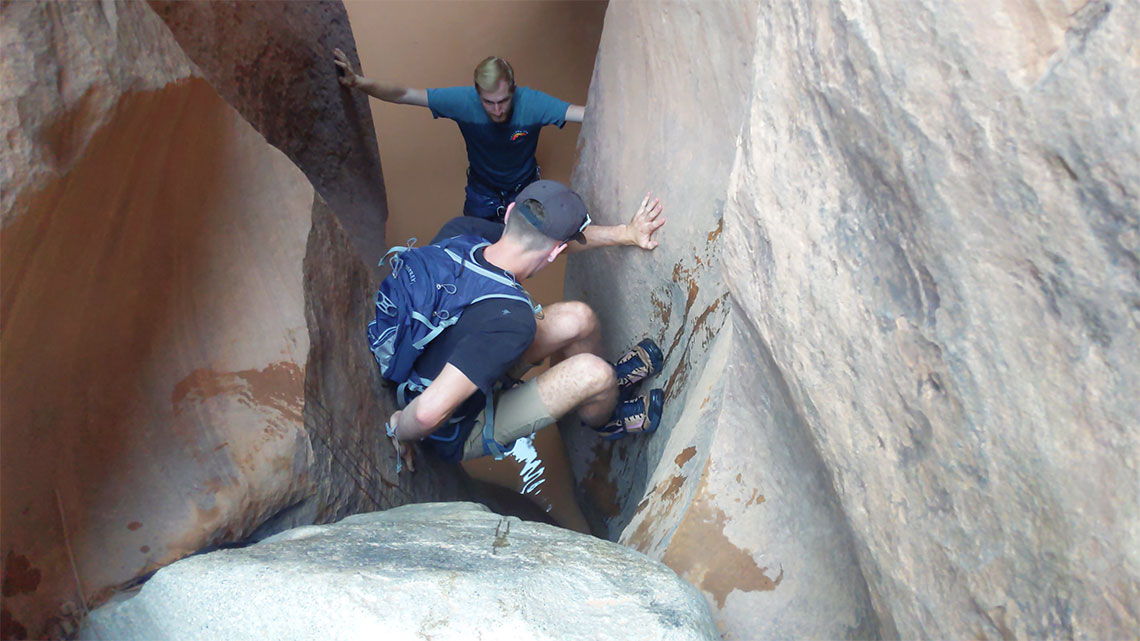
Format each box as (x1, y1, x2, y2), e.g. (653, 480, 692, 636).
(568, 1, 1138, 639)
(80, 502, 717, 641)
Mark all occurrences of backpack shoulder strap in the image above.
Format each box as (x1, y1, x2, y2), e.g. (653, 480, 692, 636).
(435, 237, 542, 315)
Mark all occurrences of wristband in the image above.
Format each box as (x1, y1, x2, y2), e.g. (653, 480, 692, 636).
(386, 421, 403, 473)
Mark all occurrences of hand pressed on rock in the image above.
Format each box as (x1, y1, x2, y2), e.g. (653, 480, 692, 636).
(333, 48, 362, 89)
(627, 191, 665, 250)
(387, 410, 416, 473)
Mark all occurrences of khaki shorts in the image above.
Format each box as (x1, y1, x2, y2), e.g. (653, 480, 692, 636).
(461, 378, 555, 460)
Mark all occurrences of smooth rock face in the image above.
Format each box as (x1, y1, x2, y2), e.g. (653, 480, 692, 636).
(80, 502, 717, 641)
(726, 1, 1139, 638)
(0, 3, 553, 636)
(0, 3, 317, 637)
(149, 0, 389, 268)
(566, 3, 877, 639)
(569, 1, 1138, 639)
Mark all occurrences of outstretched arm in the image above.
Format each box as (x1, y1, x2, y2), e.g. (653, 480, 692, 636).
(334, 48, 428, 107)
(386, 363, 478, 472)
(565, 104, 586, 123)
(566, 192, 665, 254)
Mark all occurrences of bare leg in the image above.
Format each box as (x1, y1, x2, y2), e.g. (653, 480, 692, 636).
(523, 301, 604, 366)
(460, 352, 618, 534)
(534, 352, 618, 427)
(461, 303, 616, 534)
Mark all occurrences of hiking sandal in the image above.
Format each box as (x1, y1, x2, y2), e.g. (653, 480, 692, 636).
(612, 338, 664, 390)
(595, 389, 664, 441)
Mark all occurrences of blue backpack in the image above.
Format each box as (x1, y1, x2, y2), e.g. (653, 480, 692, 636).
(366, 233, 539, 411)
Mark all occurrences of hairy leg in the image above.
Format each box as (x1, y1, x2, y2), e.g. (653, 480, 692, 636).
(460, 306, 617, 534)
(522, 301, 604, 366)
(459, 356, 615, 535)
(534, 352, 618, 427)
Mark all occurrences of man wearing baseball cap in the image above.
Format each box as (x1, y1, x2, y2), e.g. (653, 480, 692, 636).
(383, 181, 665, 532)
(333, 50, 665, 251)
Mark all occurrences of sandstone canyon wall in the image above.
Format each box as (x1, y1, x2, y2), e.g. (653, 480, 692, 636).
(5, 1, 1137, 639)
(1, 4, 310, 635)
(0, 3, 478, 637)
(567, 1, 1137, 639)
(148, 0, 389, 270)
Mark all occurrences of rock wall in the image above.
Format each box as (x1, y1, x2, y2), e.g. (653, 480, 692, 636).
(149, 0, 389, 269)
(296, 188, 509, 530)
(568, 1, 1138, 639)
(0, 2, 477, 637)
(564, 4, 877, 638)
(0, 4, 313, 636)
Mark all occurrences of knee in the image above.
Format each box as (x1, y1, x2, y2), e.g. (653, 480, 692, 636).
(564, 353, 615, 395)
(560, 301, 599, 339)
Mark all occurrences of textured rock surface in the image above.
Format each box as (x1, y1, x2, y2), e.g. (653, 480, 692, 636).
(149, 0, 389, 269)
(295, 191, 520, 530)
(80, 502, 717, 641)
(1, 3, 314, 636)
(0, 2, 419, 637)
(568, 1, 1138, 639)
(565, 3, 877, 639)
(0, 4, 551, 636)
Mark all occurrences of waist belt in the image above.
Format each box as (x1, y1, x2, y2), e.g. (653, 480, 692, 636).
(466, 167, 540, 199)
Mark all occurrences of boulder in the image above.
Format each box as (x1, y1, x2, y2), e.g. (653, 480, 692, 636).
(80, 502, 717, 641)
(568, 1, 1138, 639)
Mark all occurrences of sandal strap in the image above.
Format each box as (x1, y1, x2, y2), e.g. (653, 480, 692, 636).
(614, 340, 660, 388)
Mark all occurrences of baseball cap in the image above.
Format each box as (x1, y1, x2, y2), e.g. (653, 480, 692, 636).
(513, 180, 591, 244)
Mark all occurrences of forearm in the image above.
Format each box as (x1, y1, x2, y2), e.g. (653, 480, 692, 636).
(356, 77, 411, 103)
(391, 396, 443, 441)
(567, 224, 632, 253)
(389, 364, 477, 440)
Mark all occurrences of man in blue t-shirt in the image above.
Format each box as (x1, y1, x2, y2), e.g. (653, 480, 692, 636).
(335, 50, 584, 220)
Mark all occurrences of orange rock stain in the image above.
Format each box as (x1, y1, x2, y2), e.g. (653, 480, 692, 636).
(1, 551, 41, 597)
(665, 296, 723, 400)
(663, 460, 782, 609)
(626, 448, 700, 552)
(171, 361, 303, 423)
(706, 217, 724, 246)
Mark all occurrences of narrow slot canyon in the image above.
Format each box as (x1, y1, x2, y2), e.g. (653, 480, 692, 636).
(2, 2, 1137, 640)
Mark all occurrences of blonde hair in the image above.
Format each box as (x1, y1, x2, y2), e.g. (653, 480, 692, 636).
(473, 56, 515, 93)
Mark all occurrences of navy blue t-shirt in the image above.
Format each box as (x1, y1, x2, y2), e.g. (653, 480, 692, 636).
(426, 86, 570, 190)
(411, 217, 535, 462)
